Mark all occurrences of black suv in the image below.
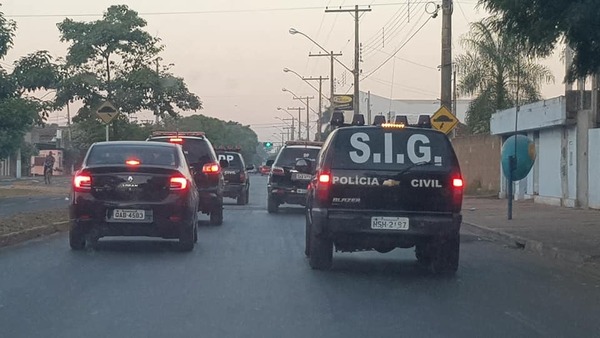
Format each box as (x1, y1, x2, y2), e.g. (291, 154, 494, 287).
(147, 131, 226, 225)
(267, 141, 323, 213)
(216, 149, 251, 205)
(305, 118, 464, 274)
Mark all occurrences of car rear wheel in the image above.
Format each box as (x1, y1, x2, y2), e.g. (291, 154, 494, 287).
(69, 224, 86, 251)
(178, 221, 195, 252)
(429, 234, 459, 275)
(237, 190, 247, 205)
(267, 195, 278, 214)
(308, 224, 333, 270)
(209, 206, 223, 225)
(245, 188, 250, 205)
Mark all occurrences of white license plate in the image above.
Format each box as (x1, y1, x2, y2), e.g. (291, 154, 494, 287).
(292, 173, 312, 181)
(370, 217, 409, 230)
(296, 188, 307, 194)
(113, 209, 145, 220)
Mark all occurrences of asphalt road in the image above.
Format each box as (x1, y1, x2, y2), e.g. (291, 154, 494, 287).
(1, 175, 600, 338)
(0, 195, 69, 218)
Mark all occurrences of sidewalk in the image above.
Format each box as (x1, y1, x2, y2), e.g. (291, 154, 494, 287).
(462, 197, 600, 268)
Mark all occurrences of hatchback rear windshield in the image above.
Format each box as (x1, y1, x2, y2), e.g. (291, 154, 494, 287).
(149, 137, 214, 166)
(331, 127, 458, 170)
(275, 147, 321, 167)
(87, 144, 179, 167)
(217, 152, 243, 168)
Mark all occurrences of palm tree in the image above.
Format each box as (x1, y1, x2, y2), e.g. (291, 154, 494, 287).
(456, 20, 555, 134)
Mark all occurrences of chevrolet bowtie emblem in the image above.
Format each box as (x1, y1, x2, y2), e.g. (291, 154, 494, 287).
(382, 179, 400, 187)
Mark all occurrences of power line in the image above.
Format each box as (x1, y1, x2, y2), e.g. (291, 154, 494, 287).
(362, 10, 437, 80)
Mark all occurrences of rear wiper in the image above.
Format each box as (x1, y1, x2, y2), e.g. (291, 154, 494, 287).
(396, 160, 434, 176)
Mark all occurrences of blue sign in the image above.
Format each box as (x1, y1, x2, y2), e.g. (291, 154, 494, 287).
(501, 135, 536, 181)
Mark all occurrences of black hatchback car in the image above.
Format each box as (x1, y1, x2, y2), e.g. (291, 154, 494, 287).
(216, 149, 251, 205)
(305, 118, 464, 274)
(147, 131, 226, 225)
(69, 141, 199, 251)
(267, 141, 322, 213)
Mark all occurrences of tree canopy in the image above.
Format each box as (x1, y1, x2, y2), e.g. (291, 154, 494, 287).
(456, 21, 554, 134)
(57, 5, 201, 118)
(478, 0, 600, 81)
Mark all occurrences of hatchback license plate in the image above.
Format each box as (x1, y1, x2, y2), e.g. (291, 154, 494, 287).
(292, 173, 312, 181)
(370, 217, 409, 230)
(113, 209, 145, 220)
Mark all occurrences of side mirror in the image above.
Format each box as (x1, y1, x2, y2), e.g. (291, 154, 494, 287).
(219, 159, 229, 168)
(266, 159, 275, 167)
(246, 165, 255, 171)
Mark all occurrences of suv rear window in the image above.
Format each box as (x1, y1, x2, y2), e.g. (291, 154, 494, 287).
(274, 147, 321, 167)
(217, 152, 244, 168)
(331, 127, 457, 170)
(87, 144, 179, 167)
(149, 137, 215, 166)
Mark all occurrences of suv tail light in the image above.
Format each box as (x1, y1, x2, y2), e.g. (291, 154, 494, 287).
(271, 166, 285, 176)
(451, 175, 464, 211)
(170, 176, 188, 190)
(240, 172, 246, 182)
(74, 173, 92, 191)
(202, 163, 220, 174)
(315, 171, 332, 205)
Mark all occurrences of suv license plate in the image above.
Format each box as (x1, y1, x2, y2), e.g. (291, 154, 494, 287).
(292, 173, 312, 181)
(370, 217, 409, 230)
(113, 209, 145, 220)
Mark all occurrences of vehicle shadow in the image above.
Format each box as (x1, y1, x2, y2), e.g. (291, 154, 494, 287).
(86, 239, 189, 253)
(272, 207, 305, 215)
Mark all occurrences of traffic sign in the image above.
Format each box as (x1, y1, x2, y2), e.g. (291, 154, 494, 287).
(96, 101, 119, 124)
(431, 106, 458, 134)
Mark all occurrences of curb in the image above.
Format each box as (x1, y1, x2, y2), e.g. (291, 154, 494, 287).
(0, 221, 69, 248)
(462, 221, 592, 265)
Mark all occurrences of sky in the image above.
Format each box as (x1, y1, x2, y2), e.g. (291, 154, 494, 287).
(1, 0, 566, 141)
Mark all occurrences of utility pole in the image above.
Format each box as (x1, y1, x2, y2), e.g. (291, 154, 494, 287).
(287, 107, 305, 140)
(310, 51, 343, 121)
(367, 91, 371, 124)
(302, 76, 329, 141)
(155, 58, 160, 124)
(452, 66, 457, 138)
(441, 0, 453, 112)
(294, 96, 314, 140)
(326, 5, 371, 115)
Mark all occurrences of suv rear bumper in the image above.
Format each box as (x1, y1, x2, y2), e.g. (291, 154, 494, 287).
(268, 186, 308, 206)
(198, 187, 222, 212)
(311, 208, 461, 238)
(223, 183, 246, 198)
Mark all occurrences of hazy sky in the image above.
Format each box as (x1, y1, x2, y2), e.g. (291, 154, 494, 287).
(2, 0, 565, 141)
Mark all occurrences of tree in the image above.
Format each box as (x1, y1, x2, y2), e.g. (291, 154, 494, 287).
(456, 21, 554, 134)
(0, 8, 59, 159)
(57, 5, 201, 118)
(478, 0, 600, 81)
(162, 115, 259, 164)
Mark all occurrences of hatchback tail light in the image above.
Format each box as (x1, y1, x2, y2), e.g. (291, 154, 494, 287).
(271, 166, 285, 176)
(170, 176, 188, 190)
(74, 174, 92, 191)
(202, 163, 220, 174)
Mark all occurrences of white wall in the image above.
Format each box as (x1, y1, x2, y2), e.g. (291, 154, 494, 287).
(588, 129, 600, 209)
(568, 126, 578, 201)
(538, 128, 563, 199)
(491, 96, 567, 135)
(358, 91, 470, 124)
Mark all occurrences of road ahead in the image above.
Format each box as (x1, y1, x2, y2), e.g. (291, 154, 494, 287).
(1, 175, 599, 337)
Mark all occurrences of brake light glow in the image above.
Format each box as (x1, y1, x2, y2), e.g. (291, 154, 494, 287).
(170, 176, 188, 190)
(318, 174, 331, 183)
(74, 175, 91, 190)
(271, 166, 285, 176)
(202, 163, 220, 174)
(169, 137, 183, 143)
(125, 159, 140, 166)
(452, 178, 464, 188)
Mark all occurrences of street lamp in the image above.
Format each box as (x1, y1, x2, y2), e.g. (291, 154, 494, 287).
(283, 88, 313, 140)
(289, 28, 353, 73)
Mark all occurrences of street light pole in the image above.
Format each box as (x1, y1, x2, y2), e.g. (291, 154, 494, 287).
(277, 107, 296, 140)
(287, 107, 304, 140)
